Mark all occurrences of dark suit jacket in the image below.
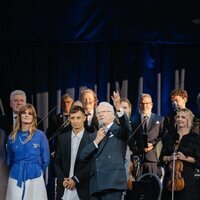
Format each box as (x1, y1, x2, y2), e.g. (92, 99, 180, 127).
(128, 113, 164, 163)
(46, 113, 72, 155)
(80, 114, 131, 195)
(54, 130, 91, 200)
(84, 113, 99, 133)
(0, 114, 13, 139)
(0, 129, 6, 161)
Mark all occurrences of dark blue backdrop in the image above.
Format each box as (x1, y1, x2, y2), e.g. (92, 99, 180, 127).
(0, 0, 200, 116)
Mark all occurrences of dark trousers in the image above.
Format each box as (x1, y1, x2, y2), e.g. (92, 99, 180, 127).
(46, 161, 56, 200)
(90, 190, 123, 200)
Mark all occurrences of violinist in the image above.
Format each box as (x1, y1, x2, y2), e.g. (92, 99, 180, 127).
(160, 108, 200, 200)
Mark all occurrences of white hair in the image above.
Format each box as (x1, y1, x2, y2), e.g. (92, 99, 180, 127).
(10, 90, 26, 102)
(96, 102, 114, 112)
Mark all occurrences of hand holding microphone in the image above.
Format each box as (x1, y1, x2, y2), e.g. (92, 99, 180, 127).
(172, 101, 179, 111)
(94, 120, 106, 145)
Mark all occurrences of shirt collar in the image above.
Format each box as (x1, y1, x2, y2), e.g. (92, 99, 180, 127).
(105, 122, 113, 131)
(13, 113, 17, 119)
(71, 129, 84, 139)
(141, 113, 151, 119)
(86, 109, 94, 116)
(63, 111, 69, 115)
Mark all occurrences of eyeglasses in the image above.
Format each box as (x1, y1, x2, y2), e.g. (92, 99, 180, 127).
(96, 110, 113, 115)
(140, 102, 152, 105)
(64, 101, 73, 103)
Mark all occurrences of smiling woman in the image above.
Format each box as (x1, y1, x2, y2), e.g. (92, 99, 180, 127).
(5, 103, 50, 200)
(160, 108, 200, 200)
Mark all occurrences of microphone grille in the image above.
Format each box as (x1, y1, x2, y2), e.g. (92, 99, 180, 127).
(172, 101, 179, 111)
(98, 120, 104, 129)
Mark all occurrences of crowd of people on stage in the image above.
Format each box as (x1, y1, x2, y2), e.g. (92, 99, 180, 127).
(0, 88, 200, 200)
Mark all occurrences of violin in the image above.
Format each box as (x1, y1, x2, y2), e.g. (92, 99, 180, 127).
(167, 159, 185, 191)
(127, 161, 135, 190)
(166, 142, 185, 193)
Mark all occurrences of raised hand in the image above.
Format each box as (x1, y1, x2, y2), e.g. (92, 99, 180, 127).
(111, 90, 121, 111)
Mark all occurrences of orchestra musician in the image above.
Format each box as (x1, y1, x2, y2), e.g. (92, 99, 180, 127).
(160, 108, 200, 200)
(128, 93, 164, 178)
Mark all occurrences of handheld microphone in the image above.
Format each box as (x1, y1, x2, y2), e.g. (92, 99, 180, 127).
(98, 119, 104, 129)
(172, 101, 179, 112)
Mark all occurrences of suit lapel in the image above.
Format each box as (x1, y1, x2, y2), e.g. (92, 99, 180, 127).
(96, 124, 116, 157)
(147, 113, 156, 132)
(65, 132, 71, 162)
(9, 114, 14, 133)
(77, 130, 88, 156)
(58, 114, 64, 126)
(96, 137, 109, 157)
(134, 115, 143, 134)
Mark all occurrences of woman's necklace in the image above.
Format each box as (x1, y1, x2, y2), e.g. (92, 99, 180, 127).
(19, 136, 29, 144)
(19, 130, 29, 144)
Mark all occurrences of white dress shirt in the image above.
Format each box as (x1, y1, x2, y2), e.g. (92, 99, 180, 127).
(62, 129, 84, 200)
(86, 110, 94, 126)
(13, 113, 17, 130)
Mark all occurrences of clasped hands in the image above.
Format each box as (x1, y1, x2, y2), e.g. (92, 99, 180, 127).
(63, 178, 76, 190)
(168, 151, 186, 161)
(144, 143, 153, 152)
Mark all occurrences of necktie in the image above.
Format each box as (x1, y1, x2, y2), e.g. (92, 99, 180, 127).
(13, 116, 17, 129)
(86, 113, 92, 126)
(63, 114, 68, 122)
(143, 116, 148, 133)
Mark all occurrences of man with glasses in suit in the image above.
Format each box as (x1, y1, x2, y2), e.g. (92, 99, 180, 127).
(128, 93, 164, 178)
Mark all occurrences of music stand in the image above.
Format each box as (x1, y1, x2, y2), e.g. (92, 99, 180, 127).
(131, 173, 162, 200)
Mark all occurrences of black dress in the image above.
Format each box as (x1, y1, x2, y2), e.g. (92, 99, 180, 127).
(160, 132, 200, 200)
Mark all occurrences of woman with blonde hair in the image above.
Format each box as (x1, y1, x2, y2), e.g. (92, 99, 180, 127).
(6, 103, 50, 200)
(160, 108, 200, 200)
